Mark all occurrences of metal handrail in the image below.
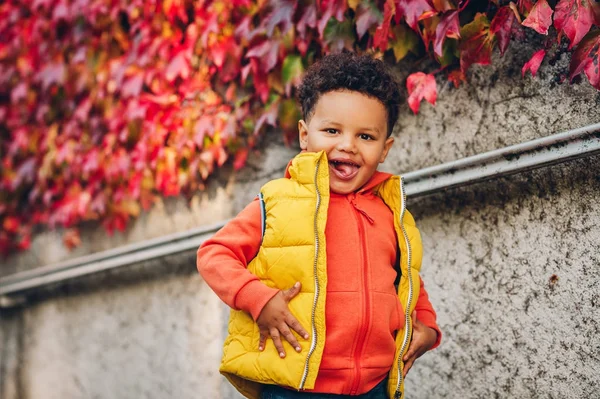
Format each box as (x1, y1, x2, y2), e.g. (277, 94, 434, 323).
(1, 122, 599, 303)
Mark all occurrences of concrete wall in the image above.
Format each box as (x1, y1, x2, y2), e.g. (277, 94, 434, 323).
(2, 42, 599, 398)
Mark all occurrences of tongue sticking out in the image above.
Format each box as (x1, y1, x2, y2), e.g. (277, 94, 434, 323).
(332, 162, 358, 179)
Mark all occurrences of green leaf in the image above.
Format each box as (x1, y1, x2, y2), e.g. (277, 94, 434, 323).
(324, 17, 356, 52)
(437, 38, 458, 67)
(281, 55, 304, 86)
(389, 24, 419, 62)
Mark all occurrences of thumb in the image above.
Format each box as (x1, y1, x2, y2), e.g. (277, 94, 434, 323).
(282, 282, 301, 301)
(411, 310, 417, 325)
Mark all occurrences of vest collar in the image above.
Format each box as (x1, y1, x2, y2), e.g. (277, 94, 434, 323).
(284, 151, 393, 195)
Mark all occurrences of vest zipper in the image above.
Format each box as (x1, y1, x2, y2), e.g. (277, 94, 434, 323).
(395, 177, 413, 399)
(299, 161, 322, 389)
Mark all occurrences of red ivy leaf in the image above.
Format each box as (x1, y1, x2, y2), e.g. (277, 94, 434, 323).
(297, 4, 318, 39)
(3, 216, 19, 233)
(406, 72, 437, 114)
(434, 10, 460, 57)
(522, 49, 546, 77)
(253, 98, 280, 135)
(374, 0, 395, 51)
(262, 0, 297, 37)
(63, 228, 81, 250)
(518, 0, 536, 15)
(491, 6, 517, 55)
(448, 69, 467, 88)
(522, 0, 553, 35)
(569, 30, 600, 89)
(233, 148, 249, 170)
(165, 51, 190, 82)
(395, 0, 437, 32)
(317, 0, 347, 39)
(246, 40, 281, 73)
(554, 0, 596, 49)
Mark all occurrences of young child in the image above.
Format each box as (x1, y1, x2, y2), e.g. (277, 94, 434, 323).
(197, 52, 441, 399)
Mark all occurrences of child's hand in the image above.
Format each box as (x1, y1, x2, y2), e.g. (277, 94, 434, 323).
(402, 311, 437, 377)
(257, 281, 309, 358)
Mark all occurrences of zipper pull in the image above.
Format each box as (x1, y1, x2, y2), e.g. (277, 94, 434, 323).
(349, 199, 375, 224)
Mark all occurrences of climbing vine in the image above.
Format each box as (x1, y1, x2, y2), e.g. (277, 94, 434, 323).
(1, 0, 599, 255)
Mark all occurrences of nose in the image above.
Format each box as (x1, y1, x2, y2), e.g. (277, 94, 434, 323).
(336, 132, 357, 153)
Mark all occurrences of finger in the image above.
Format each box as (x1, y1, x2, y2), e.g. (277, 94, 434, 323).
(403, 342, 417, 362)
(287, 315, 310, 340)
(280, 324, 302, 353)
(403, 357, 415, 377)
(411, 310, 417, 325)
(258, 329, 268, 351)
(270, 328, 286, 358)
(282, 282, 301, 302)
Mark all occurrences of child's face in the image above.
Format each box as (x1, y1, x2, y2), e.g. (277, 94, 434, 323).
(298, 90, 394, 194)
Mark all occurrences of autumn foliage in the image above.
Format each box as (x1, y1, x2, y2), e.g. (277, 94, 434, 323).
(1, 0, 599, 255)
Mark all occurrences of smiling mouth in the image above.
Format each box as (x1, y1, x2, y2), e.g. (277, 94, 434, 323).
(329, 160, 360, 180)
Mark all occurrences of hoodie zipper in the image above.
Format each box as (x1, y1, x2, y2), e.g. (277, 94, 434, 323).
(395, 177, 413, 399)
(349, 197, 370, 395)
(299, 160, 322, 389)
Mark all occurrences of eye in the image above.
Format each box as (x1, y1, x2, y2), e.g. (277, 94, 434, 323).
(359, 133, 375, 141)
(325, 128, 338, 134)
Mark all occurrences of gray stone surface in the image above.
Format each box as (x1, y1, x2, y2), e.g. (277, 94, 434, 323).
(2, 39, 600, 399)
(405, 157, 600, 398)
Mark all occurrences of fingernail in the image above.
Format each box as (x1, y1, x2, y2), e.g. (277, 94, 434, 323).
(296, 346, 301, 352)
(259, 346, 263, 351)
(294, 282, 300, 288)
(279, 352, 285, 358)
(304, 334, 309, 339)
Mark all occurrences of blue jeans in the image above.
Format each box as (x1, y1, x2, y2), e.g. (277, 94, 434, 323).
(260, 379, 387, 399)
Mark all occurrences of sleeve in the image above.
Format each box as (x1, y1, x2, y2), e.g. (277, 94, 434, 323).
(196, 198, 279, 321)
(415, 276, 442, 350)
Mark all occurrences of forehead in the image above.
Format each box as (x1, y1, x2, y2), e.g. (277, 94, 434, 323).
(311, 90, 387, 128)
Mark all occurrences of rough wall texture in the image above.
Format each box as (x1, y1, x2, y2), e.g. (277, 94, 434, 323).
(2, 41, 600, 399)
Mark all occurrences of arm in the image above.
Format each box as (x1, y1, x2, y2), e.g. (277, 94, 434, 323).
(197, 198, 309, 357)
(196, 199, 278, 320)
(402, 276, 442, 376)
(414, 277, 442, 350)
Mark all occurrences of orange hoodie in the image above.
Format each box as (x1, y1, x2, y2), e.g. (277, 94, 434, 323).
(197, 170, 441, 395)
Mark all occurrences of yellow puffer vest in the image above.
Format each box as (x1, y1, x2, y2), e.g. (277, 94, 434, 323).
(220, 151, 423, 399)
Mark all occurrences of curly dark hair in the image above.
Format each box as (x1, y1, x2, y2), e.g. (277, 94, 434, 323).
(296, 51, 401, 137)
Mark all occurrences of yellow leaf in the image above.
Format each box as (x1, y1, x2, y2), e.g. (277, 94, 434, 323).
(390, 25, 419, 62)
(348, 0, 361, 11)
(120, 200, 141, 217)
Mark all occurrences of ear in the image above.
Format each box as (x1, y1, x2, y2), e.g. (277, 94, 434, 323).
(379, 136, 394, 163)
(298, 120, 309, 150)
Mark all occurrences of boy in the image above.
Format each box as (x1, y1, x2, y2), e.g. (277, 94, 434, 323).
(197, 52, 441, 399)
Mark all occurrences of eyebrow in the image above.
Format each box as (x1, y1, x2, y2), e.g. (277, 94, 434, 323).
(319, 119, 382, 134)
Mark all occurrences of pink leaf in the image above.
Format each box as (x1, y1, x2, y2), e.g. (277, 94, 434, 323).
(165, 51, 190, 82)
(522, 49, 546, 77)
(262, 0, 296, 37)
(356, 2, 382, 40)
(521, 0, 553, 35)
(554, 0, 596, 49)
(395, 0, 437, 31)
(297, 4, 318, 39)
(434, 10, 460, 58)
(406, 72, 437, 114)
(569, 30, 600, 89)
